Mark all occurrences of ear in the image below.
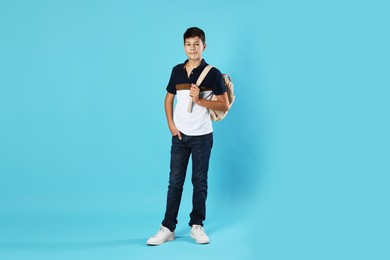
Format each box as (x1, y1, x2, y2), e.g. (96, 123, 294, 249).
(203, 44, 207, 51)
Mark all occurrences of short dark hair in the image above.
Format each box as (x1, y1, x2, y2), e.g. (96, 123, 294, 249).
(183, 27, 206, 44)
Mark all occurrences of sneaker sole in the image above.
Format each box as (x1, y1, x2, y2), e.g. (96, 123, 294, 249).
(147, 236, 175, 246)
(190, 233, 210, 244)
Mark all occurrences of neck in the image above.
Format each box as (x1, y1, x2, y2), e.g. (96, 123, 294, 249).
(187, 59, 202, 68)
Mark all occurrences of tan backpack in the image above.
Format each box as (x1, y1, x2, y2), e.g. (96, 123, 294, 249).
(187, 65, 235, 121)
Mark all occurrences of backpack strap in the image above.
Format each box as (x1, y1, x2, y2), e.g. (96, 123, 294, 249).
(188, 65, 214, 112)
(196, 65, 213, 86)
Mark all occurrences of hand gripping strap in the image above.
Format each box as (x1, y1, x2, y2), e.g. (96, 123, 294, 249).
(188, 65, 214, 112)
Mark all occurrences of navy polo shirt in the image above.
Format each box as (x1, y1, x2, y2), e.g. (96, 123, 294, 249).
(166, 59, 226, 95)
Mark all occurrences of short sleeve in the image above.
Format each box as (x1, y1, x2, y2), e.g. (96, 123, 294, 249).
(210, 68, 226, 95)
(166, 67, 176, 94)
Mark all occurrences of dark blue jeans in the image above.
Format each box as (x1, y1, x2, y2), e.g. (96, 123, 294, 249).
(162, 132, 213, 232)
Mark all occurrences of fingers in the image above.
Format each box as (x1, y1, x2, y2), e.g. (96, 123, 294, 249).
(189, 84, 199, 96)
(169, 123, 182, 140)
(173, 129, 182, 140)
(189, 84, 200, 102)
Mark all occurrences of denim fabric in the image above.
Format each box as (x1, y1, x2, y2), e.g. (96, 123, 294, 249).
(162, 132, 213, 232)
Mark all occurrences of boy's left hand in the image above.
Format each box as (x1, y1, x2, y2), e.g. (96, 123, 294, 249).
(190, 84, 200, 103)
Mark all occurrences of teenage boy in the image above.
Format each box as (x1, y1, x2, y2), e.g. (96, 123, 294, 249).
(147, 27, 229, 246)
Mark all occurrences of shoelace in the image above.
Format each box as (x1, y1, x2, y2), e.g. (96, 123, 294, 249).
(152, 227, 168, 238)
(192, 225, 206, 236)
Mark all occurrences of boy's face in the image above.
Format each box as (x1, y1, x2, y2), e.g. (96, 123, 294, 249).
(184, 36, 206, 62)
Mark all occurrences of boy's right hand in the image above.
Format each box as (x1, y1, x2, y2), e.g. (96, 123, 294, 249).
(169, 123, 182, 140)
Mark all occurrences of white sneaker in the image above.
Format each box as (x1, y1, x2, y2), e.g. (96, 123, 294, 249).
(147, 226, 175, 246)
(191, 225, 210, 244)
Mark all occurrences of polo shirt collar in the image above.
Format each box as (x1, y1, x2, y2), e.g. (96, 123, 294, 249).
(182, 59, 207, 70)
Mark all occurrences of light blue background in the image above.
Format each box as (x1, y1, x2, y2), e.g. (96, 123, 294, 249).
(0, 0, 389, 259)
